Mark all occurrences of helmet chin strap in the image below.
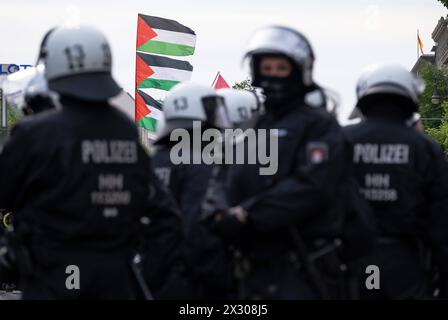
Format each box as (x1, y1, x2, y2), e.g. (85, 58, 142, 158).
(258, 66, 306, 116)
(360, 94, 416, 120)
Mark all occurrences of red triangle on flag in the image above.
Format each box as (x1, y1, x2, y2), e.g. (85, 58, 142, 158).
(137, 16, 158, 49)
(213, 73, 230, 89)
(135, 54, 155, 87)
(135, 89, 150, 123)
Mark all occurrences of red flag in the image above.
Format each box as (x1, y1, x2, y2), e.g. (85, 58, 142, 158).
(417, 30, 424, 55)
(135, 90, 149, 123)
(136, 16, 157, 49)
(213, 72, 230, 89)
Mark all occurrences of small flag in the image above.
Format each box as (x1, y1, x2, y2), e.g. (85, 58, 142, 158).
(212, 72, 230, 89)
(135, 89, 163, 132)
(307, 142, 329, 164)
(136, 52, 193, 91)
(137, 14, 196, 57)
(417, 30, 424, 55)
(135, 14, 196, 132)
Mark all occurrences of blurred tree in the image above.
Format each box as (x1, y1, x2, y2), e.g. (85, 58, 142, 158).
(437, 0, 448, 8)
(418, 63, 448, 151)
(0, 94, 23, 146)
(426, 122, 448, 151)
(419, 64, 447, 127)
(232, 79, 254, 91)
(7, 104, 23, 133)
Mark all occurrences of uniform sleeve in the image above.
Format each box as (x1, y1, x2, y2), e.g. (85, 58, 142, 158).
(0, 123, 32, 211)
(178, 164, 214, 234)
(241, 117, 348, 233)
(423, 143, 448, 297)
(139, 152, 186, 295)
(201, 165, 230, 219)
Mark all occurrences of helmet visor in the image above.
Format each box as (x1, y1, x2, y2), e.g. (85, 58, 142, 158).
(202, 95, 232, 129)
(49, 71, 120, 101)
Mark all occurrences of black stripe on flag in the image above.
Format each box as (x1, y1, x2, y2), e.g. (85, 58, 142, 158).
(138, 89, 162, 110)
(138, 14, 195, 35)
(137, 52, 193, 71)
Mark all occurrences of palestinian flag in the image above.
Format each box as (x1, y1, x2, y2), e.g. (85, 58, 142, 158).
(136, 51, 193, 91)
(135, 14, 196, 133)
(135, 89, 163, 132)
(137, 14, 196, 57)
(212, 72, 230, 89)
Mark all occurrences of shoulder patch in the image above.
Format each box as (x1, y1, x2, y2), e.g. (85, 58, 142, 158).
(307, 142, 329, 164)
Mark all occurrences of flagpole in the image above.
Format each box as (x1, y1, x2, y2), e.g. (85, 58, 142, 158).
(135, 15, 140, 123)
(417, 29, 419, 60)
(211, 71, 220, 88)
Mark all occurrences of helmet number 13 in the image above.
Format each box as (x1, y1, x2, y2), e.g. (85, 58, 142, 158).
(64, 45, 86, 71)
(174, 97, 188, 112)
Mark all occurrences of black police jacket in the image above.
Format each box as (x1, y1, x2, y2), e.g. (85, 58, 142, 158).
(152, 140, 234, 297)
(344, 116, 448, 296)
(152, 143, 214, 233)
(0, 98, 184, 263)
(225, 98, 351, 257)
(343, 117, 448, 238)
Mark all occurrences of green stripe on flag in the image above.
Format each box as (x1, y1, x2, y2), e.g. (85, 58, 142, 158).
(138, 116, 158, 132)
(138, 78, 180, 91)
(138, 41, 195, 56)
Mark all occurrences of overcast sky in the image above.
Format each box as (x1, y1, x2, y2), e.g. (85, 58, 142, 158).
(1, 0, 446, 119)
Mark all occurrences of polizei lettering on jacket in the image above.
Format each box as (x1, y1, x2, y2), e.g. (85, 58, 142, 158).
(353, 143, 409, 164)
(90, 174, 132, 218)
(81, 140, 138, 164)
(360, 173, 397, 202)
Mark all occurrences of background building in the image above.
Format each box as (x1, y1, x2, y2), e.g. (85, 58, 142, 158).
(412, 15, 448, 73)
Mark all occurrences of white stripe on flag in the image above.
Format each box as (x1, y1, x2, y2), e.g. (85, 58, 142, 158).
(150, 66, 192, 82)
(139, 87, 169, 101)
(138, 88, 165, 100)
(147, 106, 163, 120)
(153, 28, 196, 47)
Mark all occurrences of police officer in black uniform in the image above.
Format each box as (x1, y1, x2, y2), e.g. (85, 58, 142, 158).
(0, 30, 58, 291)
(21, 28, 59, 116)
(344, 64, 448, 299)
(0, 25, 184, 299)
(21, 67, 57, 116)
(209, 26, 351, 300)
(1, 28, 58, 118)
(151, 82, 234, 299)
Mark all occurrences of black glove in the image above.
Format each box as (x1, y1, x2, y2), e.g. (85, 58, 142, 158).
(435, 270, 448, 299)
(212, 213, 245, 242)
(0, 237, 19, 285)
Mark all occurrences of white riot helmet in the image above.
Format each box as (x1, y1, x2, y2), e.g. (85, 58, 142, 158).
(356, 64, 425, 112)
(157, 82, 231, 141)
(24, 64, 59, 115)
(42, 25, 120, 101)
(2, 66, 38, 111)
(217, 88, 259, 126)
(244, 25, 315, 87)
